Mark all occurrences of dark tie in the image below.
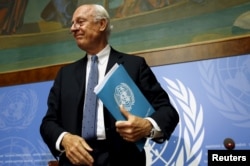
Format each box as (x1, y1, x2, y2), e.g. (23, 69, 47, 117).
(82, 55, 98, 140)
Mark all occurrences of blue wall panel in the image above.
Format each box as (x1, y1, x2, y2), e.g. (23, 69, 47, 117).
(0, 54, 249, 165)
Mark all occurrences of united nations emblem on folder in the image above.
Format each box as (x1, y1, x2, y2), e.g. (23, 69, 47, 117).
(114, 83, 135, 112)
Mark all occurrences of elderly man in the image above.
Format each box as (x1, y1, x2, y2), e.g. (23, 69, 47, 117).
(40, 4, 179, 166)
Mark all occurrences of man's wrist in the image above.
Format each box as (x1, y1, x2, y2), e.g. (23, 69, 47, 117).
(147, 128, 163, 139)
(56, 132, 68, 152)
(147, 128, 156, 138)
(144, 118, 163, 139)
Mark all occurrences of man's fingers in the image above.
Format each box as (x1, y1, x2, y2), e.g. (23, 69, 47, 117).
(119, 104, 130, 119)
(80, 139, 93, 152)
(62, 134, 94, 165)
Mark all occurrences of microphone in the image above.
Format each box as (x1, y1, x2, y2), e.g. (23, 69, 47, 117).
(223, 138, 235, 150)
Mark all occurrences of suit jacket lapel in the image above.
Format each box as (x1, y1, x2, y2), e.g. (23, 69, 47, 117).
(105, 47, 124, 74)
(103, 48, 125, 132)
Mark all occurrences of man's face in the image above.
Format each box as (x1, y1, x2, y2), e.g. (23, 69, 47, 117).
(70, 6, 102, 52)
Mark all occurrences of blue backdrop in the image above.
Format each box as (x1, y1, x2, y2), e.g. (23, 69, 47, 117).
(0, 54, 249, 165)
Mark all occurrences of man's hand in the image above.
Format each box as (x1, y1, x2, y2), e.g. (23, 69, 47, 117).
(61, 133, 94, 166)
(115, 105, 153, 142)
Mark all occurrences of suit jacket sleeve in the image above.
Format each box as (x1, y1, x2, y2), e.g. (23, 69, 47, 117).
(40, 58, 86, 158)
(119, 54, 179, 142)
(40, 68, 66, 158)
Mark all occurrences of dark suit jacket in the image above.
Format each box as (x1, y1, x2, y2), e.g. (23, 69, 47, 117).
(40, 48, 179, 166)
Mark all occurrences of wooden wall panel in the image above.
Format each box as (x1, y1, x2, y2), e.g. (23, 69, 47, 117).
(1, 35, 250, 87)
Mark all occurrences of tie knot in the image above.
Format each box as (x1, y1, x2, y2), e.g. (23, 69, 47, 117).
(91, 55, 98, 63)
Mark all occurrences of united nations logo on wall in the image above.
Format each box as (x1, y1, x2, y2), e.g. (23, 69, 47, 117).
(199, 55, 250, 128)
(114, 83, 135, 111)
(0, 88, 38, 130)
(0, 137, 45, 165)
(145, 78, 205, 166)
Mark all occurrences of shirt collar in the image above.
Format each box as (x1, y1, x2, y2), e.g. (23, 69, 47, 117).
(87, 45, 110, 65)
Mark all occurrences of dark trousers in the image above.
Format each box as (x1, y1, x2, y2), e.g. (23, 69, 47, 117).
(59, 140, 110, 166)
(59, 140, 145, 166)
(88, 140, 110, 166)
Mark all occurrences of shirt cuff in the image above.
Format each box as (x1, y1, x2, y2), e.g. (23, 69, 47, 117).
(145, 117, 161, 131)
(56, 132, 68, 152)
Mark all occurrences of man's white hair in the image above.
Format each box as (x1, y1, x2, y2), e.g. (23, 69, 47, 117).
(92, 4, 112, 37)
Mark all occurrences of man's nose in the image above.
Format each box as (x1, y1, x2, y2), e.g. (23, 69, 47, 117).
(70, 23, 80, 33)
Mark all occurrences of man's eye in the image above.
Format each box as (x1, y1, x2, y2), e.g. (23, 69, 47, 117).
(77, 20, 85, 25)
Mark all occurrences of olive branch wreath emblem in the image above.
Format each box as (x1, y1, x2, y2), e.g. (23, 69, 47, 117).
(146, 78, 205, 166)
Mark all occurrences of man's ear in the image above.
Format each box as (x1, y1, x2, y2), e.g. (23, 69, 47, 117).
(99, 18, 108, 32)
